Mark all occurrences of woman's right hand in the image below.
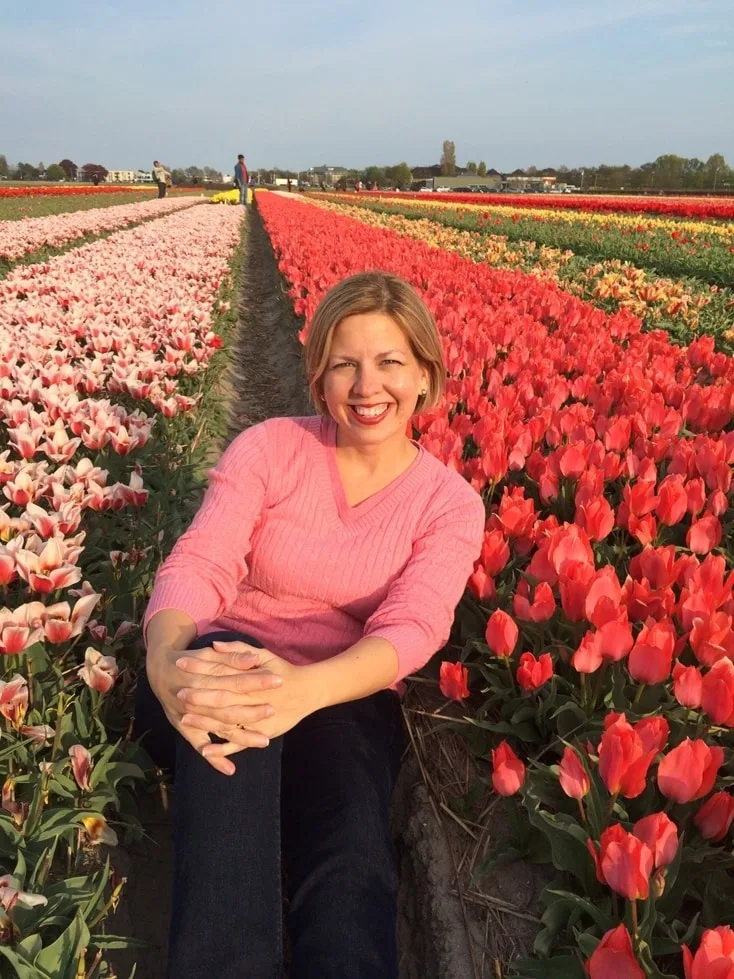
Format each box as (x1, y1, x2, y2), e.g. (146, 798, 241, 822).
(146, 645, 278, 775)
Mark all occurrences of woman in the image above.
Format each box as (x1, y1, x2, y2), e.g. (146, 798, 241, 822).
(138, 272, 485, 979)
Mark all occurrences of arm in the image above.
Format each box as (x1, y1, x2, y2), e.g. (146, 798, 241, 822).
(142, 423, 270, 640)
(175, 483, 486, 755)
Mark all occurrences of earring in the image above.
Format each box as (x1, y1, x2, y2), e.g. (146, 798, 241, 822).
(420, 389, 427, 397)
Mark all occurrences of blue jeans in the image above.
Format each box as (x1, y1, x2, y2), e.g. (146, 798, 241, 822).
(238, 183, 249, 207)
(134, 630, 404, 978)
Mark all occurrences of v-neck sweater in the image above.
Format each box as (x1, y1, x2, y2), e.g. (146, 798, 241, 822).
(143, 416, 485, 687)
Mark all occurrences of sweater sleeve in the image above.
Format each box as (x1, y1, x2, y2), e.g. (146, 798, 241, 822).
(142, 423, 270, 638)
(363, 484, 485, 683)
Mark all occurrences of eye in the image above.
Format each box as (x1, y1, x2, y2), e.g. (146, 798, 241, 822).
(330, 361, 355, 370)
(382, 359, 403, 366)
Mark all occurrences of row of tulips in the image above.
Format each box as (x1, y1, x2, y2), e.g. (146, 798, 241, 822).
(322, 193, 734, 290)
(0, 204, 244, 976)
(256, 191, 734, 979)
(0, 195, 202, 262)
(304, 194, 734, 347)
(0, 186, 156, 200)
(357, 190, 734, 221)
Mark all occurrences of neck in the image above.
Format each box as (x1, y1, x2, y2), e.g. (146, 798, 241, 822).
(334, 426, 415, 474)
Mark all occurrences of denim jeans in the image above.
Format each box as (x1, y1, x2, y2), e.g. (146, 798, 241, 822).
(134, 630, 405, 979)
(238, 183, 249, 207)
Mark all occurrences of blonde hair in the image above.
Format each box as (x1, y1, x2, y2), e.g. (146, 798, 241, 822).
(305, 272, 445, 415)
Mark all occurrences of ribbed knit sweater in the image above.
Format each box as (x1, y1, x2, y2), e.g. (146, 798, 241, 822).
(143, 416, 486, 686)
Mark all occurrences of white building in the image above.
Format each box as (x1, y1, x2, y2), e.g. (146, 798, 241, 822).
(106, 170, 137, 184)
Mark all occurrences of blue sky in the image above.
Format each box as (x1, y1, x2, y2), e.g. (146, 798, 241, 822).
(2, 0, 732, 173)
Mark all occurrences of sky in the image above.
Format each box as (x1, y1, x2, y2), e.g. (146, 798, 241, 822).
(2, 0, 733, 174)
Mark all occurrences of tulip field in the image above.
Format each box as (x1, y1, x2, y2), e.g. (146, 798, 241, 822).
(256, 191, 734, 979)
(0, 198, 243, 975)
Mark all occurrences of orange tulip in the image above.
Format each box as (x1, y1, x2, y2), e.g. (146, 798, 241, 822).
(439, 661, 470, 701)
(558, 745, 590, 800)
(657, 738, 724, 804)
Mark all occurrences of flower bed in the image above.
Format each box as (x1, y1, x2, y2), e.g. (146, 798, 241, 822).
(258, 191, 734, 978)
(358, 190, 734, 221)
(0, 196, 202, 262)
(303, 194, 734, 347)
(318, 193, 734, 289)
(0, 186, 156, 200)
(0, 204, 243, 974)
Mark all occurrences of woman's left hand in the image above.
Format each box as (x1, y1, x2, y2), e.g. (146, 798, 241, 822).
(175, 640, 322, 760)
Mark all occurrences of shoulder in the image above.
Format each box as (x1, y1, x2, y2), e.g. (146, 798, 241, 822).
(219, 416, 321, 466)
(417, 450, 486, 531)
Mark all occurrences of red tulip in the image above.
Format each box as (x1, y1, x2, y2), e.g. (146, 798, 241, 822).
(683, 926, 734, 979)
(439, 661, 470, 701)
(485, 609, 518, 658)
(598, 713, 659, 799)
(468, 566, 495, 602)
(628, 619, 676, 685)
(572, 630, 604, 674)
(701, 658, 734, 726)
(658, 739, 724, 803)
(694, 791, 734, 842)
(584, 567, 623, 625)
(480, 529, 510, 576)
(687, 514, 722, 555)
(547, 523, 594, 577)
(559, 561, 595, 622)
(689, 611, 734, 667)
(513, 580, 555, 622)
(575, 495, 615, 543)
(491, 741, 525, 796)
(633, 812, 679, 869)
(516, 652, 553, 692)
(585, 923, 645, 979)
(673, 662, 703, 709)
(656, 474, 688, 526)
(596, 825, 654, 901)
(558, 745, 590, 800)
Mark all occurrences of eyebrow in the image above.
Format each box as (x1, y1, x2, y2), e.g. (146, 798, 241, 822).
(329, 349, 405, 360)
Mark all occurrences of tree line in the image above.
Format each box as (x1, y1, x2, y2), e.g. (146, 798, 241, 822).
(0, 156, 224, 184)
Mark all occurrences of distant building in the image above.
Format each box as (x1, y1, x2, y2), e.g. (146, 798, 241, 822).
(306, 165, 348, 187)
(106, 170, 137, 183)
(134, 170, 154, 183)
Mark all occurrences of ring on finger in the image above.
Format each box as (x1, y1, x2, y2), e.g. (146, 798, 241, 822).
(235, 723, 248, 731)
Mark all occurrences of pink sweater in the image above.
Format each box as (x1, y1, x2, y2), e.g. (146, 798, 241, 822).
(144, 416, 485, 686)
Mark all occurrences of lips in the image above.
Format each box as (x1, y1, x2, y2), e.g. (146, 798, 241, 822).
(348, 403, 392, 425)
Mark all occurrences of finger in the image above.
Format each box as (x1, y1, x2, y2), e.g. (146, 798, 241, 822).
(176, 646, 262, 671)
(176, 658, 254, 678)
(202, 738, 268, 760)
(210, 640, 274, 665)
(181, 705, 273, 730)
(179, 723, 236, 775)
(175, 665, 283, 690)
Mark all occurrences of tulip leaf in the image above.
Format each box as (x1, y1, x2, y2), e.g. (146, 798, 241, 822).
(0, 945, 53, 979)
(35, 910, 90, 978)
(525, 795, 597, 892)
(545, 888, 616, 934)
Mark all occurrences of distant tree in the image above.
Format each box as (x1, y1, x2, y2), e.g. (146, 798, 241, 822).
(170, 168, 187, 185)
(37, 162, 45, 174)
(704, 153, 729, 189)
(81, 163, 109, 182)
(384, 162, 412, 189)
(203, 166, 224, 183)
(526, 165, 539, 176)
(466, 160, 478, 174)
(477, 161, 487, 176)
(59, 159, 77, 180)
(185, 166, 204, 182)
(440, 140, 456, 177)
(16, 162, 40, 180)
(363, 165, 387, 188)
(0, 154, 8, 178)
(45, 163, 65, 181)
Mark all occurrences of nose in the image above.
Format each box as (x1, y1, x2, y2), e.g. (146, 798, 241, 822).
(351, 364, 382, 399)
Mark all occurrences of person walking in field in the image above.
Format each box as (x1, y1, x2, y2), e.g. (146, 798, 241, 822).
(135, 271, 485, 979)
(234, 153, 249, 207)
(152, 160, 171, 198)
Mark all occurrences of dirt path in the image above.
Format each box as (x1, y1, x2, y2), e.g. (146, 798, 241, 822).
(111, 206, 311, 979)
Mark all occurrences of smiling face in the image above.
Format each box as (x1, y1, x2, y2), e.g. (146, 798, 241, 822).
(322, 312, 429, 450)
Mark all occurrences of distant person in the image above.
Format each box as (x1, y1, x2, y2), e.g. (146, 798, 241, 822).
(287, 178, 292, 193)
(234, 154, 249, 208)
(153, 160, 171, 199)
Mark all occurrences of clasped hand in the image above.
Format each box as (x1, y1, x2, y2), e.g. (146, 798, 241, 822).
(175, 640, 319, 773)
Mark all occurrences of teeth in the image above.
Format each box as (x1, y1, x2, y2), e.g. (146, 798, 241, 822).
(353, 404, 388, 417)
